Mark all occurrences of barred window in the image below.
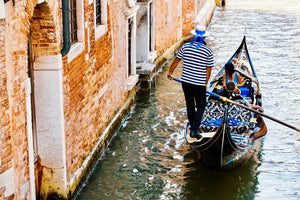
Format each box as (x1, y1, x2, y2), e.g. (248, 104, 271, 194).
(70, 0, 78, 44)
(96, 0, 101, 25)
(95, 0, 107, 39)
(128, 18, 133, 76)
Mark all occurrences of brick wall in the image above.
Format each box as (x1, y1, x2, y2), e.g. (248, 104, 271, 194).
(63, 0, 129, 180)
(182, 0, 196, 36)
(31, 3, 61, 56)
(0, 18, 14, 199)
(153, 0, 195, 56)
(0, 0, 36, 199)
(0, 0, 59, 199)
(64, 0, 209, 190)
(0, 0, 214, 198)
(154, 0, 181, 56)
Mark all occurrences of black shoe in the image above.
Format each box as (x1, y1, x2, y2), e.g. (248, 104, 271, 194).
(190, 131, 202, 140)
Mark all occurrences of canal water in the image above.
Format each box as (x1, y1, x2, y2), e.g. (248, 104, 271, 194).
(76, 0, 300, 199)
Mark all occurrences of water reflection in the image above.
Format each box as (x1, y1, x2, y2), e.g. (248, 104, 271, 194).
(181, 153, 260, 200)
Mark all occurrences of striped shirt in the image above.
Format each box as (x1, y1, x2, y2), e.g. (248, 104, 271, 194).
(176, 42, 214, 86)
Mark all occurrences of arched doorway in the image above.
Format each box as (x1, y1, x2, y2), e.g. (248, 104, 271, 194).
(30, 2, 68, 198)
(26, 28, 38, 200)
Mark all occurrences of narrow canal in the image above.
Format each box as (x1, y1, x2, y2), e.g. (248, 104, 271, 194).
(76, 0, 300, 199)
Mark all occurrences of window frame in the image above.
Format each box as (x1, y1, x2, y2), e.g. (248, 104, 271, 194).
(70, 0, 78, 44)
(94, 0, 108, 40)
(68, 0, 85, 63)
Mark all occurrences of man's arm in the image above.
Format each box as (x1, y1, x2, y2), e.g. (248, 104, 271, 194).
(237, 73, 246, 87)
(167, 57, 181, 79)
(206, 67, 212, 89)
(222, 73, 227, 89)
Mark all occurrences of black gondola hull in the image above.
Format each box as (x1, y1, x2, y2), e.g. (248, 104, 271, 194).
(186, 110, 261, 171)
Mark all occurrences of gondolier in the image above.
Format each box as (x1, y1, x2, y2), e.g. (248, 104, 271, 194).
(170, 36, 299, 170)
(167, 25, 214, 140)
(184, 36, 266, 170)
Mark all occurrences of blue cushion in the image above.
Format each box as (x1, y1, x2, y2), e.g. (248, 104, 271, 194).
(200, 100, 251, 134)
(240, 87, 250, 97)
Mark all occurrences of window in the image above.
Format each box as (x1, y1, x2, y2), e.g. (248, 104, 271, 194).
(95, 0, 101, 25)
(149, 2, 153, 51)
(95, 0, 107, 39)
(67, 0, 84, 62)
(70, 0, 78, 44)
(125, 5, 139, 90)
(136, 0, 156, 63)
(128, 17, 133, 76)
(27, 31, 38, 162)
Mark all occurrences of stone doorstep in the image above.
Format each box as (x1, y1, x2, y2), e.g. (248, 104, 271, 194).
(136, 62, 156, 75)
(148, 51, 157, 63)
(0, 168, 15, 198)
(136, 62, 157, 86)
(127, 74, 139, 91)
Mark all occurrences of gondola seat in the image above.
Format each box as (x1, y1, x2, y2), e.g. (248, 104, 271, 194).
(199, 100, 251, 134)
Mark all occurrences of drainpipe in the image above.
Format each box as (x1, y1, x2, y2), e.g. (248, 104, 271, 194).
(61, 0, 71, 57)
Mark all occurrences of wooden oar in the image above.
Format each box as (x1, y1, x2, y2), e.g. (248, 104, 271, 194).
(170, 76, 300, 132)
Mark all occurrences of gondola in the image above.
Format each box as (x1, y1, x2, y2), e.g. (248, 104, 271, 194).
(184, 36, 267, 171)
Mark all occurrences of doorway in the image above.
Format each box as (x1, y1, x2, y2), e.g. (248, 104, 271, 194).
(27, 30, 38, 162)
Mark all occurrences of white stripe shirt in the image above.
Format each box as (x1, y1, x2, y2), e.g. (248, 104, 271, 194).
(177, 42, 214, 86)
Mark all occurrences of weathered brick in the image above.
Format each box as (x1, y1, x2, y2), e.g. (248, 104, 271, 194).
(1, 0, 213, 198)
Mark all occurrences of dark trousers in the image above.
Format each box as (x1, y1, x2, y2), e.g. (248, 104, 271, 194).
(182, 82, 206, 132)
